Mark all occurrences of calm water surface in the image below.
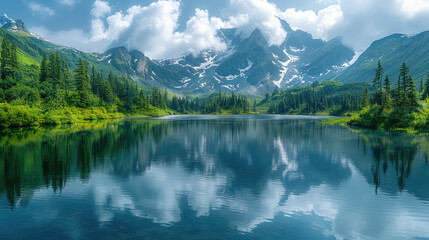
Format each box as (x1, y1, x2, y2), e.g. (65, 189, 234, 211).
(1, 115, 429, 239)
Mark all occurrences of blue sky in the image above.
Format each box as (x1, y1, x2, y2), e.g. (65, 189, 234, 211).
(0, 0, 334, 31)
(1, 0, 429, 59)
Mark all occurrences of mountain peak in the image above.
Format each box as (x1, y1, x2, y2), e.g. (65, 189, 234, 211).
(1, 15, 30, 34)
(249, 28, 264, 40)
(278, 18, 293, 33)
(106, 46, 129, 55)
(0, 14, 14, 27)
(245, 28, 269, 49)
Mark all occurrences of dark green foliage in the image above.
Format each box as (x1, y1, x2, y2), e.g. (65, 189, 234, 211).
(350, 62, 422, 131)
(372, 61, 384, 105)
(0, 103, 39, 128)
(253, 99, 257, 112)
(262, 80, 365, 116)
(348, 105, 386, 129)
(74, 59, 91, 108)
(382, 76, 392, 110)
(424, 72, 429, 100)
(0, 29, 260, 128)
(362, 88, 369, 108)
(1, 37, 18, 81)
(167, 91, 250, 114)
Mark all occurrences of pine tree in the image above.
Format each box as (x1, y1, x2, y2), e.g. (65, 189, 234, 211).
(164, 89, 168, 107)
(10, 43, 18, 77)
(362, 88, 369, 108)
(407, 76, 419, 112)
(39, 54, 49, 84)
(0, 37, 11, 81)
(399, 63, 409, 102)
(102, 81, 115, 104)
(253, 99, 257, 112)
(382, 75, 392, 110)
(423, 72, 429, 100)
(75, 58, 91, 108)
(0, 38, 18, 82)
(372, 61, 384, 105)
(172, 96, 179, 110)
(272, 87, 279, 96)
(393, 73, 404, 107)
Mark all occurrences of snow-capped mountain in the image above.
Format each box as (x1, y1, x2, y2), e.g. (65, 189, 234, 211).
(0, 14, 13, 27)
(93, 46, 182, 89)
(1, 14, 42, 39)
(0, 14, 357, 96)
(156, 20, 356, 95)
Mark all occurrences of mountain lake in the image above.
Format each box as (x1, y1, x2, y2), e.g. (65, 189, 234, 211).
(1, 115, 429, 239)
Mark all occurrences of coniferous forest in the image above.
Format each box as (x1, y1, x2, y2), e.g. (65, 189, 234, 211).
(347, 61, 429, 132)
(1, 33, 429, 132)
(262, 80, 365, 115)
(0, 37, 252, 128)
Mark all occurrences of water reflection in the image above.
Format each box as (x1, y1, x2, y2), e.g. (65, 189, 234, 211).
(1, 115, 429, 239)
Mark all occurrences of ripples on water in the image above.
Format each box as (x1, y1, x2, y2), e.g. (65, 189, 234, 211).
(0, 115, 429, 239)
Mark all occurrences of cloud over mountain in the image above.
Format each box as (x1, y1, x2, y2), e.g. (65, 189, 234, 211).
(28, 0, 429, 58)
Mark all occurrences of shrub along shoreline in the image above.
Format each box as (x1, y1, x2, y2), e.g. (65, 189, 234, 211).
(0, 103, 128, 128)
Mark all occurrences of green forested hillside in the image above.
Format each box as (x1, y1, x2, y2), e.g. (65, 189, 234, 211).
(344, 61, 429, 132)
(259, 80, 373, 115)
(0, 28, 124, 78)
(0, 29, 254, 128)
(336, 31, 429, 84)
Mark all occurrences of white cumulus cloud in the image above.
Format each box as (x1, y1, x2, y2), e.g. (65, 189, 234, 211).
(91, 0, 111, 18)
(51, 0, 236, 59)
(30, 0, 429, 59)
(279, 4, 343, 40)
(222, 0, 287, 46)
(57, 0, 77, 6)
(28, 2, 55, 16)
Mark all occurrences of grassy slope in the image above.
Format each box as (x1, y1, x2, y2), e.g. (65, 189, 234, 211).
(322, 98, 429, 134)
(336, 31, 429, 84)
(0, 29, 125, 78)
(0, 29, 174, 128)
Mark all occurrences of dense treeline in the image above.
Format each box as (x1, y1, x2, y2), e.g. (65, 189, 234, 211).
(0, 36, 252, 128)
(262, 81, 365, 115)
(348, 61, 429, 131)
(169, 91, 251, 114)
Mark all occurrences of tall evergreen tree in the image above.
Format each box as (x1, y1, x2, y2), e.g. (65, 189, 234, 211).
(253, 99, 257, 112)
(164, 89, 168, 107)
(39, 54, 49, 84)
(407, 76, 419, 112)
(423, 72, 429, 100)
(382, 75, 392, 110)
(372, 61, 384, 105)
(362, 88, 369, 108)
(0, 38, 18, 83)
(399, 63, 409, 98)
(74, 58, 91, 107)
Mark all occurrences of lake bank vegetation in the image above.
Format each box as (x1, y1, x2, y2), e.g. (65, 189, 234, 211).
(325, 61, 429, 133)
(0, 36, 254, 128)
(347, 61, 429, 133)
(260, 80, 371, 116)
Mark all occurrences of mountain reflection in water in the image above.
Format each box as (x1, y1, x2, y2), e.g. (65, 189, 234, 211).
(1, 115, 429, 239)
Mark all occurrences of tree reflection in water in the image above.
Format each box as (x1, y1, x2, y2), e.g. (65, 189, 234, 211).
(1, 116, 429, 209)
(357, 130, 427, 194)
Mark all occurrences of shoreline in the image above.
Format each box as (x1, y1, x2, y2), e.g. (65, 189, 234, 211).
(321, 116, 429, 135)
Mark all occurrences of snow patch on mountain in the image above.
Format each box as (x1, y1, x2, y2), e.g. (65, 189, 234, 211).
(289, 46, 306, 52)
